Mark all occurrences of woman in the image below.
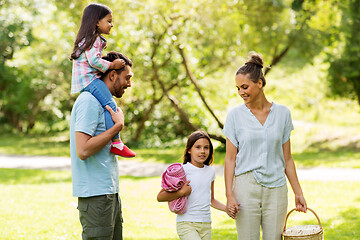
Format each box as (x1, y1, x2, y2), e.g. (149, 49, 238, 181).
(223, 52, 307, 240)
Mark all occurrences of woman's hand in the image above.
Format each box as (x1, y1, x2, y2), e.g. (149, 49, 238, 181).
(295, 194, 307, 213)
(226, 195, 239, 219)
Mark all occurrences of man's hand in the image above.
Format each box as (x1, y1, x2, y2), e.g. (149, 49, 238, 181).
(105, 106, 124, 131)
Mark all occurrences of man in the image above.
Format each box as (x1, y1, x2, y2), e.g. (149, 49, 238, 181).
(70, 52, 133, 240)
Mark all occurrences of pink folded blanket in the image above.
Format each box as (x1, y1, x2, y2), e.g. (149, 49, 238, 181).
(161, 163, 188, 214)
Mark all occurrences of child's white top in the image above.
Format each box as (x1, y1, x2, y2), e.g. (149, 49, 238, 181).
(71, 35, 111, 94)
(176, 162, 216, 223)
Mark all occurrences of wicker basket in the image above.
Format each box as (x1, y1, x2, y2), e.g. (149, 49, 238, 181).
(282, 208, 323, 240)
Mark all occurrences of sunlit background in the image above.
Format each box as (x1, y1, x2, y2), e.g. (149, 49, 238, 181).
(0, 0, 359, 239)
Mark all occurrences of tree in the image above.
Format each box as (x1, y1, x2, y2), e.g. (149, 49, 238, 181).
(0, 0, 78, 132)
(0, 0, 347, 145)
(328, 0, 360, 104)
(0, 1, 35, 131)
(108, 0, 245, 145)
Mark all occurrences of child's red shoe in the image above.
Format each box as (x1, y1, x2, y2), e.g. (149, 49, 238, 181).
(110, 145, 136, 158)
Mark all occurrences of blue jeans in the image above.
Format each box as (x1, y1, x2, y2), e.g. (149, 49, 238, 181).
(83, 79, 120, 140)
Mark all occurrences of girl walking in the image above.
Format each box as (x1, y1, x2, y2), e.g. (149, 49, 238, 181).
(223, 52, 307, 240)
(70, 3, 135, 157)
(157, 130, 236, 240)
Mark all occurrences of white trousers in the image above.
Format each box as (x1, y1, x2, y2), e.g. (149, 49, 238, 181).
(176, 222, 212, 240)
(233, 172, 288, 240)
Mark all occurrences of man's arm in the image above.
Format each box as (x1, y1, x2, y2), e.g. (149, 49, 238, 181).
(76, 106, 123, 160)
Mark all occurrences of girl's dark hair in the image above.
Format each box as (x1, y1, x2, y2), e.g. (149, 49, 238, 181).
(236, 51, 266, 87)
(183, 130, 214, 166)
(70, 4, 112, 60)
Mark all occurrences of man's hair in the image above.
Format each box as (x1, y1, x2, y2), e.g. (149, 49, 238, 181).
(102, 52, 133, 77)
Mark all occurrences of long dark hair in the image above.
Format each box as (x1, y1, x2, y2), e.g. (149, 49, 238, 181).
(236, 51, 266, 87)
(183, 130, 214, 166)
(70, 3, 112, 60)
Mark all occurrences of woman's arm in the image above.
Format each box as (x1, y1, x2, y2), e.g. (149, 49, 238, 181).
(157, 180, 191, 202)
(224, 138, 239, 217)
(283, 139, 307, 212)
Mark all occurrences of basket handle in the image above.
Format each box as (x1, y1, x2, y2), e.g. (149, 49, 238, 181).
(283, 208, 323, 232)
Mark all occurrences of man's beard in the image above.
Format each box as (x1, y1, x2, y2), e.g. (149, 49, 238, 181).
(113, 77, 124, 98)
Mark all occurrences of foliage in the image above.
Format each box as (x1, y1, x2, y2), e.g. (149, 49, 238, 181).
(0, 0, 357, 146)
(0, 0, 75, 132)
(0, 0, 34, 131)
(328, 0, 360, 104)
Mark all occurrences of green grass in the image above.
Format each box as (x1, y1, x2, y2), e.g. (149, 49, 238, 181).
(1, 132, 359, 168)
(0, 133, 70, 157)
(0, 168, 359, 239)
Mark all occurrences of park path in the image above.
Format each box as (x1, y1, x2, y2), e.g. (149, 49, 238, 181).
(0, 154, 360, 181)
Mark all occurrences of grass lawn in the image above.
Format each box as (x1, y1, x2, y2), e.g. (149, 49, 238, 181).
(0, 168, 359, 239)
(1, 119, 360, 169)
(1, 133, 360, 169)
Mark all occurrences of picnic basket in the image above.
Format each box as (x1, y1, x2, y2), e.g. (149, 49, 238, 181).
(282, 208, 323, 240)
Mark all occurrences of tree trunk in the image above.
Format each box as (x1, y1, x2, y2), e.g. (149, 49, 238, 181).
(132, 98, 161, 142)
(178, 46, 224, 129)
(265, 44, 291, 76)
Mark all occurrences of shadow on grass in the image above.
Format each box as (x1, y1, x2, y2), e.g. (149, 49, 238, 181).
(119, 175, 157, 181)
(293, 149, 360, 168)
(0, 168, 72, 184)
(291, 136, 360, 168)
(135, 148, 183, 164)
(212, 218, 237, 239)
(323, 207, 360, 239)
(0, 169, 156, 185)
(289, 206, 360, 239)
(135, 147, 227, 165)
(213, 206, 360, 239)
(125, 238, 178, 240)
(0, 133, 70, 156)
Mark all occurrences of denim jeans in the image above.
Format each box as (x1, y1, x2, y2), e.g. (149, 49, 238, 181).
(83, 79, 120, 140)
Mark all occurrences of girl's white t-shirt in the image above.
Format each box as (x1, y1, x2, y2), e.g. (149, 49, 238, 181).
(176, 162, 216, 223)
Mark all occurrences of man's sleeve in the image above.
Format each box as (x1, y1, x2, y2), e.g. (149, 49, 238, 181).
(74, 95, 101, 136)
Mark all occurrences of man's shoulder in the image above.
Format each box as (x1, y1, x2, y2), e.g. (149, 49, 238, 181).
(75, 92, 100, 107)
(72, 92, 102, 116)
